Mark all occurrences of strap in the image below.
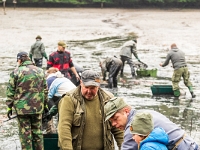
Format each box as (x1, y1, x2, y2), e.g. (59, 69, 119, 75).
(172, 133, 186, 150)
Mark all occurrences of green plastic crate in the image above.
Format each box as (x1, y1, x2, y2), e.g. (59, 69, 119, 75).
(151, 85, 174, 95)
(33, 134, 59, 150)
(136, 69, 157, 77)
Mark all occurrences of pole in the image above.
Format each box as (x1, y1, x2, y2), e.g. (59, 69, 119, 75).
(3, 0, 6, 15)
(3, 115, 17, 123)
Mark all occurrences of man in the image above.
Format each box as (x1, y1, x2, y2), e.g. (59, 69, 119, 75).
(47, 41, 80, 81)
(29, 35, 48, 67)
(104, 97, 199, 150)
(58, 70, 124, 150)
(6, 51, 48, 150)
(160, 43, 196, 98)
(100, 56, 122, 88)
(119, 39, 140, 78)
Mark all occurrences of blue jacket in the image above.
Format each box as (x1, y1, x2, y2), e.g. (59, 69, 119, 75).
(139, 127, 168, 150)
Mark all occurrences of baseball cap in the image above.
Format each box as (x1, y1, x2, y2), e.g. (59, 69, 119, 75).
(104, 97, 128, 121)
(17, 52, 28, 62)
(81, 70, 100, 87)
(130, 112, 153, 136)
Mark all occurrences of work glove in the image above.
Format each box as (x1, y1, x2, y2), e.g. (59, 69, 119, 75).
(49, 105, 58, 116)
(7, 107, 12, 119)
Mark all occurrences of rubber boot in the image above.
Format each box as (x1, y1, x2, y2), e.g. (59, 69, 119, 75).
(188, 86, 196, 98)
(190, 91, 196, 98)
(174, 90, 180, 97)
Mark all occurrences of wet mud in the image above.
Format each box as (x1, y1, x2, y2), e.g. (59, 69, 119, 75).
(0, 8, 200, 149)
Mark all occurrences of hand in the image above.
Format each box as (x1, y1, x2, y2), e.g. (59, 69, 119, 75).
(49, 105, 58, 116)
(137, 58, 141, 62)
(159, 63, 163, 67)
(7, 107, 12, 119)
(76, 75, 80, 81)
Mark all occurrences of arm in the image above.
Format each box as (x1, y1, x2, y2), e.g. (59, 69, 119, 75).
(131, 46, 139, 60)
(41, 43, 48, 60)
(6, 72, 15, 108)
(71, 66, 80, 80)
(47, 55, 53, 70)
(58, 95, 74, 150)
(111, 125, 124, 149)
(122, 124, 138, 150)
(160, 53, 171, 67)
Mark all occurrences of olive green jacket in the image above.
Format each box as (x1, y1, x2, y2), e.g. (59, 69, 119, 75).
(58, 86, 124, 150)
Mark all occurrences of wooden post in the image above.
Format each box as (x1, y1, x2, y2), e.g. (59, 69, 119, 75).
(101, 2, 103, 8)
(2, 0, 6, 15)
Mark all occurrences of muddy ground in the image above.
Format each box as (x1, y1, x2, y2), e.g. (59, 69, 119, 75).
(0, 8, 200, 149)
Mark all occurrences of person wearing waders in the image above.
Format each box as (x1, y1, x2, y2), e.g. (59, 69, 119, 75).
(120, 39, 140, 78)
(160, 43, 196, 98)
(99, 56, 122, 88)
(29, 35, 48, 68)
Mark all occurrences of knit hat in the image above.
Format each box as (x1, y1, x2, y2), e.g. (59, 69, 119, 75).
(104, 97, 128, 121)
(81, 70, 100, 87)
(58, 41, 67, 48)
(130, 112, 153, 136)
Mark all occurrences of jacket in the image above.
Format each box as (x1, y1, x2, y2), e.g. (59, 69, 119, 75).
(162, 48, 187, 70)
(139, 127, 168, 150)
(58, 86, 124, 150)
(6, 60, 48, 115)
(47, 50, 74, 77)
(29, 39, 47, 59)
(119, 41, 138, 59)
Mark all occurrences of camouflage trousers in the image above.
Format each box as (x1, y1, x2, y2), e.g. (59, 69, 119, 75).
(17, 114, 44, 150)
(172, 66, 192, 91)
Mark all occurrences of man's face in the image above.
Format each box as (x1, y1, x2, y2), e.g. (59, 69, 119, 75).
(58, 45, 65, 51)
(80, 82, 99, 100)
(109, 110, 128, 130)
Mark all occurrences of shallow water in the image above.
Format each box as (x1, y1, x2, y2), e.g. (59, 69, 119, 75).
(0, 8, 200, 149)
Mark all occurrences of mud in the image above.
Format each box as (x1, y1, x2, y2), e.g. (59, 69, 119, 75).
(0, 8, 200, 149)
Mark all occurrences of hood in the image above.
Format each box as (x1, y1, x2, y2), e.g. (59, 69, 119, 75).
(140, 127, 169, 147)
(171, 48, 179, 52)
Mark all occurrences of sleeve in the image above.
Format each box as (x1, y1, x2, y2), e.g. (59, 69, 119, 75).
(162, 53, 171, 67)
(41, 43, 48, 60)
(111, 125, 124, 148)
(43, 79, 48, 106)
(58, 95, 74, 150)
(121, 125, 138, 150)
(6, 72, 16, 108)
(131, 46, 139, 59)
(47, 54, 54, 69)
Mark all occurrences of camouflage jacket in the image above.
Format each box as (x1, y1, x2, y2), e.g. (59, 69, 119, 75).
(6, 60, 48, 115)
(30, 39, 47, 59)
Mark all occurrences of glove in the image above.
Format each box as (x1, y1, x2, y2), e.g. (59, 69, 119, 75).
(137, 58, 140, 62)
(49, 105, 58, 116)
(29, 54, 33, 61)
(7, 107, 12, 119)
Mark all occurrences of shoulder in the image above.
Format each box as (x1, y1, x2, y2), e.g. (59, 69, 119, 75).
(98, 88, 114, 101)
(50, 51, 58, 56)
(64, 50, 71, 55)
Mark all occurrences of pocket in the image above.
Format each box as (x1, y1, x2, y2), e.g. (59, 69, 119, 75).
(72, 113, 82, 126)
(172, 71, 181, 82)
